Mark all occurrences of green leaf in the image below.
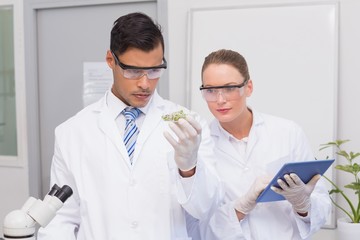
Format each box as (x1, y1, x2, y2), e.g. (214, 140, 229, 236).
(344, 182, 360, 191)
(329, 189, 342, 194)
(319, 145, 331, 151)
(352, 163, 360, 173)
(337, 150, 350, 160)
(319, 141, 337, 151)
(335, 164, 357, 174)
(350, 152, 360, 160)
(336, 139, 350, 146)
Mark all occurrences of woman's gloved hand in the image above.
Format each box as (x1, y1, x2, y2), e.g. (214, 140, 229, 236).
(271, 173, 321, 214)
(234, 176, 271, 215)
(163, 116, 201, 171)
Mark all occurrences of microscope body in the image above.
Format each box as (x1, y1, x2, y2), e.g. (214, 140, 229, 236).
(2, 185, 72, 240)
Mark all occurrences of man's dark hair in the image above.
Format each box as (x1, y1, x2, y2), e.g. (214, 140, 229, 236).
(110, 12, 165, 56)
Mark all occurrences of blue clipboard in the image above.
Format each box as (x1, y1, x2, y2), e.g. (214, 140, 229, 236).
(256, 159, 335, 203)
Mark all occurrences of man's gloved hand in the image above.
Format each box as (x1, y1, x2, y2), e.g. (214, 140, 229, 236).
(163, 115, 202, 171)
(271, 173, 321, 214)
(234, 176, 271, 215)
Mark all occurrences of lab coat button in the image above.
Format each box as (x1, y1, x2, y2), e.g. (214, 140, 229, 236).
(131, 221, 138, 228)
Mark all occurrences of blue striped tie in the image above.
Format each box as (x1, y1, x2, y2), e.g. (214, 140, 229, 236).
(123, 107, 141, 164)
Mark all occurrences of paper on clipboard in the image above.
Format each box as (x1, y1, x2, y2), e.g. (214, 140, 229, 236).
(256, 159, 335, 203)
(83, 62, 113, 107)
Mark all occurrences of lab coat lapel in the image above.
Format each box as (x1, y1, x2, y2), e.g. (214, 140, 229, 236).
(245, 111, 262, 159)
(96, 97, 131, 168)
(136, 109, 162, 145)
(210, 121, 240, 161)
(133, 93, 164, 161)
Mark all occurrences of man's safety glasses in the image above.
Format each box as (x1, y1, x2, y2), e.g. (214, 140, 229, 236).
(111, 51, 167, 80)
(199, 80, 248, 102)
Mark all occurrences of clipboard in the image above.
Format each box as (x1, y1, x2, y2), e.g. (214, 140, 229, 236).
(256, 159, 334, 203)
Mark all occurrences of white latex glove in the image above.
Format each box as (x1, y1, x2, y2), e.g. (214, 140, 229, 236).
(163, 115, 202, 171)
(234, 176, 271, 215)
(271, 173, 321, 214)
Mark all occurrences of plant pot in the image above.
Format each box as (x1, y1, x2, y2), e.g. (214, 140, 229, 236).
(337, 217, 360, 240)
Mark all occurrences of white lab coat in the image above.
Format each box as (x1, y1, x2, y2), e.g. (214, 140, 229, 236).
(202, 110, 331, 240)
(37, 91, 220, 240)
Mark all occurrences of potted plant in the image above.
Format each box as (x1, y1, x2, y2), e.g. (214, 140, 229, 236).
(319, 139, 360, 239)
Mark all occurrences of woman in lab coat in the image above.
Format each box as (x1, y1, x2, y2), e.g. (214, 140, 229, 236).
(198, 49, 331, 240)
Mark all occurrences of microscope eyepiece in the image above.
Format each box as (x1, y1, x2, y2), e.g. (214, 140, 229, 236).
(48, 184, 60, 196)
(54, 185, 73, 203)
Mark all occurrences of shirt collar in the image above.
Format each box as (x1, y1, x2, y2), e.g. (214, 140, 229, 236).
(106, 90, 152, 119)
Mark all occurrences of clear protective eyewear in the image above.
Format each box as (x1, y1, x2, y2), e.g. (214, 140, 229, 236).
(199, 79, 249, 102)
(111, 51, 167, 80)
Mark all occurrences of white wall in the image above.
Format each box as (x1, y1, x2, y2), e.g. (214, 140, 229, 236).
(163, 0, 360, 239)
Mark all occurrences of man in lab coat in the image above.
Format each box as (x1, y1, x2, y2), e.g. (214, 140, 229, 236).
(37, 12, 220, 240)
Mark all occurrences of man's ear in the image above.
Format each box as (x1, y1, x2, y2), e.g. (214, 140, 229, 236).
(106, 50, 115, 69)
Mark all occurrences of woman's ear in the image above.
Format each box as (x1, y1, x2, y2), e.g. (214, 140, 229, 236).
(245, 79, 253, 97)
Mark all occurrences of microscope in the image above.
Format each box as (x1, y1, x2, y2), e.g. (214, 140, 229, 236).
(2, 184, 73, 240)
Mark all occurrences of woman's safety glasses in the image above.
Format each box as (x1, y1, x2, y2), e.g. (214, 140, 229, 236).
(199, 79, 248, 102)
(111, 51, 167, 80)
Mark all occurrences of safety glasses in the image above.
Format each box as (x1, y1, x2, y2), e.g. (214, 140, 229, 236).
(199, 79, 248, 102)
(111, 51, 167, 80)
